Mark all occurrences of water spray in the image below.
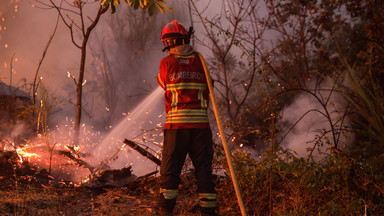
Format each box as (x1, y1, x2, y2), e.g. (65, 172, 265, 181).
(198, 53, 247, 216)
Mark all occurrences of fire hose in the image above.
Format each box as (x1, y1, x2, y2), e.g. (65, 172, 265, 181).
(198, 53, 247, 216)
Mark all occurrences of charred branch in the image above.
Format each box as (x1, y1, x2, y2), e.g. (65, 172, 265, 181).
(127, 170, 158, 190)
(56, 150, 95, 173)
(123, 139, 161, 166)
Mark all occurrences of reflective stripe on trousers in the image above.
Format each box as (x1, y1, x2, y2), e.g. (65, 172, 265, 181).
(160, 188, 179, 200)
(199, 193, 217, 208)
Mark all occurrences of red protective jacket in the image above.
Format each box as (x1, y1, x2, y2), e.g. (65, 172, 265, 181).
(157, 52, 210, 129)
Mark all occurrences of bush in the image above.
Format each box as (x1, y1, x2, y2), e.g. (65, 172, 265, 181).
(216, 146, 384, 215)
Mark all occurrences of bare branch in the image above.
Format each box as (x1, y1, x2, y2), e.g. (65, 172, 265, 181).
(32, 6, 61, 116)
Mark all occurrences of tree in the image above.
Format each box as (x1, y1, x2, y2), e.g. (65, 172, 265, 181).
(44, 0, 108, 145)
(36, 0, 171, 144)
(100, 0, 172, 15)
(85, 3, 168, 128)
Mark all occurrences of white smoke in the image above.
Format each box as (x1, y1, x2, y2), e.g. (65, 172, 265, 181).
(278, 80, 352, 160)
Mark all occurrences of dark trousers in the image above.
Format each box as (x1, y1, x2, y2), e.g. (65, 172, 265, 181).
(160, 128, 216, 194)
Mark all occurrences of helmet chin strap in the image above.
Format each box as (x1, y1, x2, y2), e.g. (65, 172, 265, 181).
(162, 43, 180, 52)
(162, 41, 173, 52)
(162, 46, 170, 52)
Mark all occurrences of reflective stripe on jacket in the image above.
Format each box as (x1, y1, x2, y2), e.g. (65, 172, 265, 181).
(157, 52, 210, 129)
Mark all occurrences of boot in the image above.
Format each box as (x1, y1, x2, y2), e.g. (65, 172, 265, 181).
(200, 211, 220, 216)
(200, 207, 220, 216)
(159, 207, 174, 216)
(158, 194, 176, 216)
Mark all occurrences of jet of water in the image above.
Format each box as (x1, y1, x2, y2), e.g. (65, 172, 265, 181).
(90, 86, 165, 176)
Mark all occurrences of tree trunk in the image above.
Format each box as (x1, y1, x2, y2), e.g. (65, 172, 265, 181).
(73, 5, 108, 145)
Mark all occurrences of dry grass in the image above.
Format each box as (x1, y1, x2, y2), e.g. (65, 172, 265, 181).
(0, 168, 240, 216)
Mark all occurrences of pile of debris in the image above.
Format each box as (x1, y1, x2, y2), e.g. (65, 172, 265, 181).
(0, 138, 161, 190)
(0, 150, 59, 188)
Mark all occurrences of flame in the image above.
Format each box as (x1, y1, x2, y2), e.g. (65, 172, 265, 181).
(16, 147, 41, 163)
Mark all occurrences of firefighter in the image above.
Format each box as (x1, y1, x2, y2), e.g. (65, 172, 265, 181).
(157, 20, 218, 216)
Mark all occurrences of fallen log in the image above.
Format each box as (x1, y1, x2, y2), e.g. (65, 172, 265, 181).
(123, 139, 161, 166)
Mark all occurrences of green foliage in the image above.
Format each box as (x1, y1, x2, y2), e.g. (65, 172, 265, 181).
(216, 147, 384, 215)
(98, 0, 173, 15)
(338, 56, 384, 147)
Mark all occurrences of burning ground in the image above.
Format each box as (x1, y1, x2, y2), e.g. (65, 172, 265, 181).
(0, 143, 241, 216)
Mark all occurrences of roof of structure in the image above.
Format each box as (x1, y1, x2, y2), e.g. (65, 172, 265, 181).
(0, 81, 30, 98)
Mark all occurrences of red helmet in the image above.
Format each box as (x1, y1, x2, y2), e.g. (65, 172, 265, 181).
(161, 20, 189, 41)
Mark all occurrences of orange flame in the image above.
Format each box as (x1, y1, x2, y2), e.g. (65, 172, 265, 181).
(16, 147, 41, 163)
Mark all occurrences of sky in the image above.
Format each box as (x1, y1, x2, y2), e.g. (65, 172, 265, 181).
(1, 0, 75, 89)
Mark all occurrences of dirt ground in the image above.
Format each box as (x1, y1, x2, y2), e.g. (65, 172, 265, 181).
(0, 154, 241, 216)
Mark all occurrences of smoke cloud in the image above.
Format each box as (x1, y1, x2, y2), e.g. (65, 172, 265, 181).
(278, 80, 352, 160)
